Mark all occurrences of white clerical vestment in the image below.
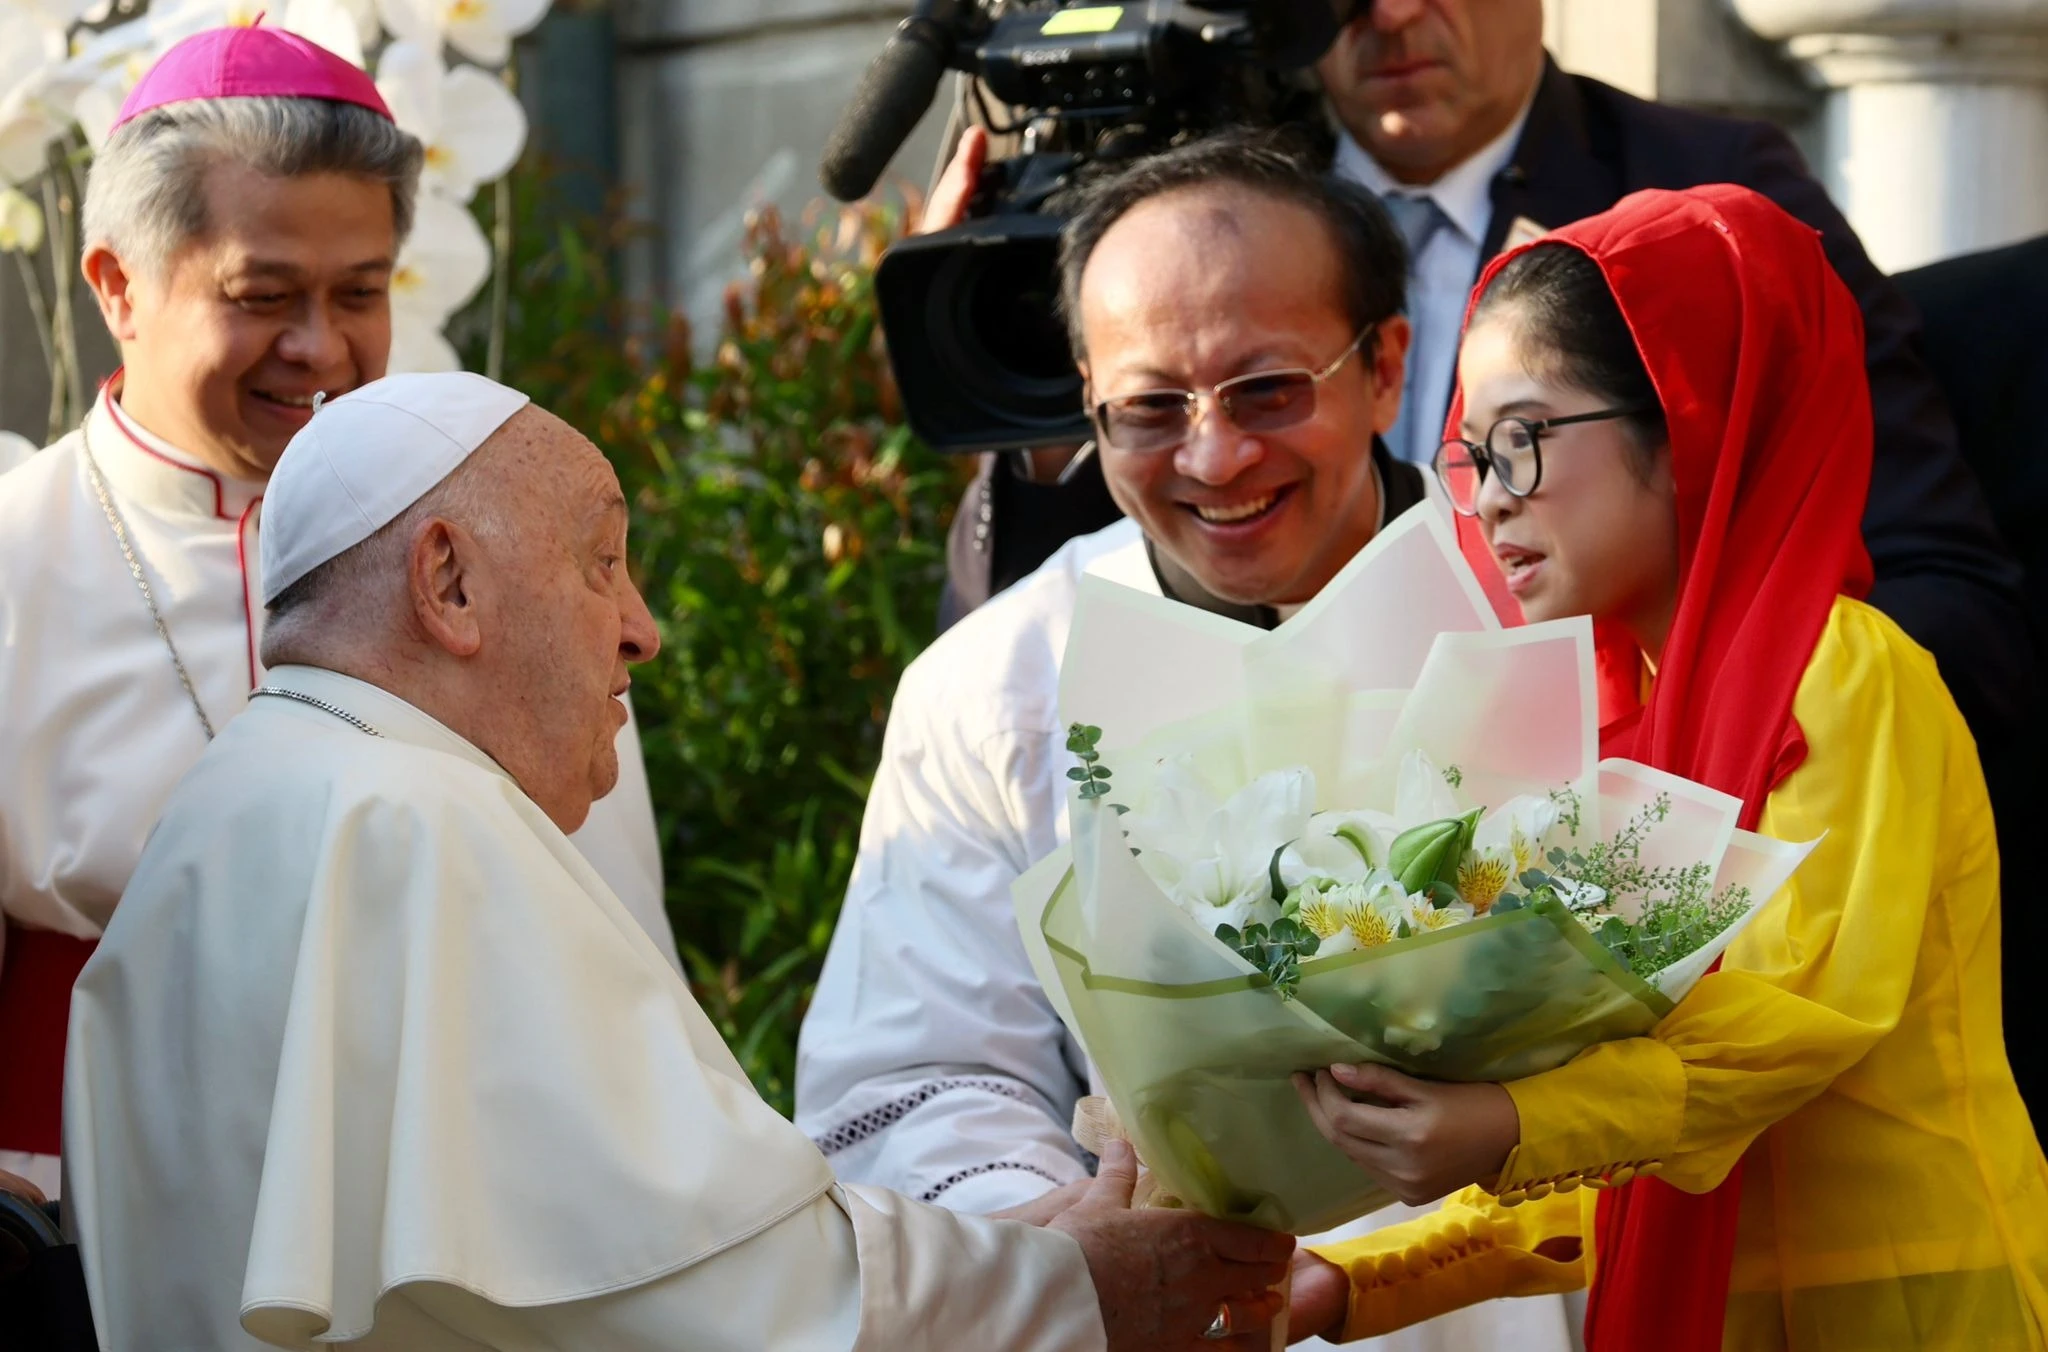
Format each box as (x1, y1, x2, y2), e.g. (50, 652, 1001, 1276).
(64, 664, 1103, 1351)
(795, 519, 1582, 1352)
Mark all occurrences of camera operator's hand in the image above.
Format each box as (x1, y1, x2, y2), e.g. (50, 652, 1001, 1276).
(0, 1166, 47, 1207)
(920, 125, 988, 234)
(1049, 1139, 1294, 1349)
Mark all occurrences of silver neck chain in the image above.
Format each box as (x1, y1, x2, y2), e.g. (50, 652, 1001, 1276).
(249, 686, 383, 738)
(80, 423, 218, 741)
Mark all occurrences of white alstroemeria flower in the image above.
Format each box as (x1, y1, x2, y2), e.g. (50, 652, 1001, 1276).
(1124, 758, 1313, 938)
(1404, 891, 1476, 933)
(376, 41, 525, 204)
(0, 185, 43, 250)
(1453, 793, 1563, 913)
(377, 0, 547, 68)
(6, 0, 94, 43)
(1295, 871, 1412, 960)
(384, 190, 490, 373)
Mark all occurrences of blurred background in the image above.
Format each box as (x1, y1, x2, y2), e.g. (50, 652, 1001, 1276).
(2, 0, 2041, 1110)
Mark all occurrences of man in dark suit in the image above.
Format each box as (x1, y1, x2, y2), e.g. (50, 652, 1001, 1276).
(1895, 235, 2048, 1116)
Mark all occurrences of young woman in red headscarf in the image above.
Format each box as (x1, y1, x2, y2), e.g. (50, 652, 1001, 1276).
(1284, 184, 2048, 1351)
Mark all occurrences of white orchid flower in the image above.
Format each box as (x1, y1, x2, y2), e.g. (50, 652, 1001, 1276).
(55, 0, 369, 143)
(1124, 758, 1313, 938)
(0, 12, 69, 182)
(376, 41, 525, 204)
(377, 0, 546, 68)
(384, 190, 490, 373)
(0, 185, 43, 250)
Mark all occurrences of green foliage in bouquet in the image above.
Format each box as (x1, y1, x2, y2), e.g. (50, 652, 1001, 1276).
(477, 160, 968, 1112)
(1214, 919, 1322, 1000)
(1494, 793, 1755, 981)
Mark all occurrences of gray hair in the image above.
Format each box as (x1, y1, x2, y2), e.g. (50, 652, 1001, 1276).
(83, 96, 424, 276)
(262, 453, 505, 664)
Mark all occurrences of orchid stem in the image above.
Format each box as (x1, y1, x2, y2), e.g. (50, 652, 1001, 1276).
(41, 144, 84, 433)
(485, 54, 519, 382)
(13, 247, 58, 422)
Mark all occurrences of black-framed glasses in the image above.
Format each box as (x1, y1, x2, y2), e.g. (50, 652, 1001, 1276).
(1433, 406, 1658, 516)
(1088, 327, 1375, 455)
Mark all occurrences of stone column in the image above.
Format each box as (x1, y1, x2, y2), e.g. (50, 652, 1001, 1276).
(1732, 0, 2048, 272)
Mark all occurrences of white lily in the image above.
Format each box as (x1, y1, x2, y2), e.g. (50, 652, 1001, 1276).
(1123, 758, 1313, 938)
(1279, 809, 1386, 895)
(376, 41, 525, 204)
(385, 190, 490, 373)
(376, 0, 547, 68)
(0, 185, 43, 250)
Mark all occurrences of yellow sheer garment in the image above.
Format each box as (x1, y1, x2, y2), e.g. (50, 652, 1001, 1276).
(1313, 597, 2048, 1350)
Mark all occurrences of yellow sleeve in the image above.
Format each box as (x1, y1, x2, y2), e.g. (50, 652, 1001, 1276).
(1309, 1188, 1586, 1341)
(1494, 599, 1986, 1198)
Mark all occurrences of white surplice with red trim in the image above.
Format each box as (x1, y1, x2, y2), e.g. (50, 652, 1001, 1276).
(0, 387, 679, 1193)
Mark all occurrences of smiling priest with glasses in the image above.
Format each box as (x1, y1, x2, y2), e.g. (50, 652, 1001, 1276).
(796, 127, 1581, 1350)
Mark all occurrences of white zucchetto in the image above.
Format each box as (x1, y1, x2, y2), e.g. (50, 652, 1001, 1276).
(261, 372, 531, 604)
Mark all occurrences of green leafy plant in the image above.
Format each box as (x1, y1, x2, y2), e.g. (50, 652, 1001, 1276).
(1215, 918, 1322, 999)
(484, 162, 969, 1112)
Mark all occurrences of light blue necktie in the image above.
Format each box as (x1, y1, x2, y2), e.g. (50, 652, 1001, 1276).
(1381, 191, 1451, 274)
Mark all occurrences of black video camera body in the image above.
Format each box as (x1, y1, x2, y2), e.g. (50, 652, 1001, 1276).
(821, 1, 1351, 454)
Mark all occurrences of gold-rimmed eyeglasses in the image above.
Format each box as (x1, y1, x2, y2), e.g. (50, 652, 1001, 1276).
(1087, 326, 1376, 456)
(1433, 406, 1659, 517)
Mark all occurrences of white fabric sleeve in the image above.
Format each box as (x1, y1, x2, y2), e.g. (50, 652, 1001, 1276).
(369, 1185, 1103, 1352)
(567, 694, 681, 973)
(796, 684, 1092, 1214)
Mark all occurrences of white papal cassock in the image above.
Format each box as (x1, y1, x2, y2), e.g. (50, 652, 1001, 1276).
(0, 388, 677, 1193)
(63, 663, 1104, 1351)
(794, 515, 1583, 1352)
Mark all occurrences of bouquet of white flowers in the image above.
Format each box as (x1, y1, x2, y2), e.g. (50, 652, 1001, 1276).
(1014, 511, 1816, 1237)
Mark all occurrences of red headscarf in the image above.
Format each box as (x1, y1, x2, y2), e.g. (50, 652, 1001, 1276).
(1448, 185, 1874, 1349)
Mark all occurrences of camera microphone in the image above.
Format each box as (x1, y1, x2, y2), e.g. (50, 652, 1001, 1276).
(819, 1, 969, 202)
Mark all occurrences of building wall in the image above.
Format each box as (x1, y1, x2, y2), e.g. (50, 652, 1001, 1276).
(612, 0, 948, 348)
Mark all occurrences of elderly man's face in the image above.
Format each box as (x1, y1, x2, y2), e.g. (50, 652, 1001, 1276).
(480, 411, 661, 831)
(1078, 186, 1407, 608)
(1318, 0, 1544, 184)
(89, 160, 395, 480)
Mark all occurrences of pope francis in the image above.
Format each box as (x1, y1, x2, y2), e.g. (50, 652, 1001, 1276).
(60, 372, 1294, 1351)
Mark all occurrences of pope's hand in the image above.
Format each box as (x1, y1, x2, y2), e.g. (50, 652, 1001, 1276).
(989, 1178, 1092, 1226)
(1049, 1139, 1295, 1350)
(1293, 1062, 1520, 1206)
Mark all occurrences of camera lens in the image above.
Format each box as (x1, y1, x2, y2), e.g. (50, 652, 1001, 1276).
(929, 239, 1085, 432)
